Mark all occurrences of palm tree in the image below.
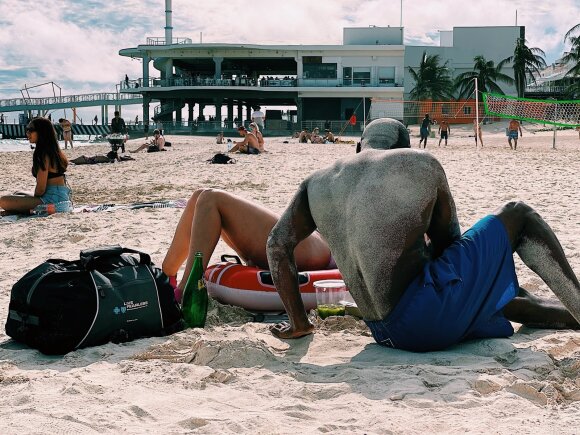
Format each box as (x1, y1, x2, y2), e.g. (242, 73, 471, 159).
(562, 24, 580, 97)
(408, 52, 454, 100)
(454, 55, 514, 99)
(502, 38, 547, 97)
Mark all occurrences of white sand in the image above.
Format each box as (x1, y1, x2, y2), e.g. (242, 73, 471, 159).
(0, 123, 579, 433)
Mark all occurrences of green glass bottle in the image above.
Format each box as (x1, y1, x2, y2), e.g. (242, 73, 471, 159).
(181, 252, 209, 328)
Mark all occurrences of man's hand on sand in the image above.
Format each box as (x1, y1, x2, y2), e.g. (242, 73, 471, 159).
(270, 321, 314, 339)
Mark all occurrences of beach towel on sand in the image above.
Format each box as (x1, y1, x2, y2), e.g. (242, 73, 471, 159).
(0, 199, 188, 223)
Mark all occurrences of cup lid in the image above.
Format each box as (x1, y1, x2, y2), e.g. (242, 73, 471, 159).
(313, 279, 346, 289)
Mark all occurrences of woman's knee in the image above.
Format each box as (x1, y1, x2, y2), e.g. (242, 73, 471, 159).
(496, 201, 535, 221)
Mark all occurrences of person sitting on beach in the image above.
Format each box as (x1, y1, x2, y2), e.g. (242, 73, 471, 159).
(507, 119, 522, 150)
(216, 132, 225, 144)
(129, 129, 166, 153)
(267, 117, 580, 351)
(298, 129, 311, 143)
(249, 122, 266, 152)
(58, 117, 73, 149)
(229, 126, 260, 154)
(161, 189, 333, 299)
(310, 128, 324, 144)
(0, 117, 71, 215)
(324, 129, 336, 143)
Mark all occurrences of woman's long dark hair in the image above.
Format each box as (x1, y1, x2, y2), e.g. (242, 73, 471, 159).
(31, 117, 68, 177)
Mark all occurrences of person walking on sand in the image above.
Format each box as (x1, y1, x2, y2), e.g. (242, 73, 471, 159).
(438, 120, 450, 146)
(58, 118, 73, 149)
(266, 117, 579, 352)
(0, 117, 71, 215)
(507, 119, 522, 150)
(474, 119, 484, 148)
(419, 113, 431, 148)
(251, 106, 265, 131)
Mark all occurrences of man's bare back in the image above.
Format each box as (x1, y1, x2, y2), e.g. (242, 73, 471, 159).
(305, 149, 457, 320)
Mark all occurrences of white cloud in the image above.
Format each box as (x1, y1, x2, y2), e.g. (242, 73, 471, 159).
(0, 0, 578, 123)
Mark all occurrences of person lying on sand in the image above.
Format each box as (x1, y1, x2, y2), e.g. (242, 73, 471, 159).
(130, 129, 165, 153)
(229, 126, 260, 154)
(267, 117, 580, 352)
(161, 190, 333, 299)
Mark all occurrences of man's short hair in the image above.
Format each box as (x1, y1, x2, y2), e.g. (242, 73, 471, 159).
(114, 111, 120, 116)
(358, 118, 410, 153)
(153, 129, 160, 135)
(237, 126, 246, 131)
(58, 118, 64, 123)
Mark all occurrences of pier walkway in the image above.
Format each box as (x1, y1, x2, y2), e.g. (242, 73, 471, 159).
(0, 92, 143, 113)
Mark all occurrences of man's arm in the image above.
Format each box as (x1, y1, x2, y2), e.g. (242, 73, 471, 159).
(518, 123, 523, 136)
(267, 182, 317, 339)
(425, 163, 461, 258)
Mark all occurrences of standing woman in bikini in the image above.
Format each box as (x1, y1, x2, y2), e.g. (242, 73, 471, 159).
(0, 117, 71, 215)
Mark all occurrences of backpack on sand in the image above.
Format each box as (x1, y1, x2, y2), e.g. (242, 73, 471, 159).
(5, 246, 184, 355)
(207, 153, 236, 164)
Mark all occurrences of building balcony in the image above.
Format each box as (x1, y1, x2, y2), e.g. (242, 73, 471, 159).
(121, 77, 404, 91)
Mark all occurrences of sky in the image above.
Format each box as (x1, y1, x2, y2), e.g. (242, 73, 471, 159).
(0, 0, 578, 123)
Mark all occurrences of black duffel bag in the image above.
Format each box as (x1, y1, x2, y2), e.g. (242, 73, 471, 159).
(5, 246, 184, 355)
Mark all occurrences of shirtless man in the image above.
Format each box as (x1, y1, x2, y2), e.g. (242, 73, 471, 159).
(474, 119, 483, 148)
(267, 117, 579, 352)
(58, 118, 73, 149)
(229, 126, 260, 154)
(438, 120, 450, 146)
(507, 119, 523, 150)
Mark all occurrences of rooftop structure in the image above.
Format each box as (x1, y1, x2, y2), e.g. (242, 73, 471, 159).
(117, 1, 523, 133)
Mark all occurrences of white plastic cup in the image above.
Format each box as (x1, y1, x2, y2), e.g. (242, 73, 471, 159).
(313, 279, 348, 319)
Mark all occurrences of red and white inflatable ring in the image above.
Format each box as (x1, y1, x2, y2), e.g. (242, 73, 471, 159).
(204, 256, 342, 312)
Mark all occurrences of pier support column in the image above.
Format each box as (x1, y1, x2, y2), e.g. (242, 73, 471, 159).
(246, 104, 252, 123)
(227, 100, 234, 129)
(176, 101, 183, 126)
(213, 57, 223, 80)
(214, 99, 223, 126)
(198, 104, 205, 121)
(237, 103, 243, 127)
(188, 101, 194, 125)
(143, 96, 151, 133)
(295, 97, 303, 128)
(142, 55, 150, 87)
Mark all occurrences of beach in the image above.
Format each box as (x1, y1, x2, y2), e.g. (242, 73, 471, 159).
(0, 123, 579, 434)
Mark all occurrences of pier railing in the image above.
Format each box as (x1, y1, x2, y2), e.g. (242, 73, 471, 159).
(145, 37, 193, 45)
(0, 92, 143, 109)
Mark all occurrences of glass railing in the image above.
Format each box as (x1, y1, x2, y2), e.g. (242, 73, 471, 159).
(145, 37, 193, 45)
(121, 77, 403, 90)
(525, 84, 568, 93)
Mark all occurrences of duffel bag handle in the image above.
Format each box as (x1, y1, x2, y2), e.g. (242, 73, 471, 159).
(80, 245, 152, 269)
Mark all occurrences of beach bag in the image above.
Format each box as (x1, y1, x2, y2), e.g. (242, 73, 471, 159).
(5, 246, 184, 355)
(207, 153, 236, 164)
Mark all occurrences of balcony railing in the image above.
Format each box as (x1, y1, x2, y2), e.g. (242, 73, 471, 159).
(145, 37, 193, 45)
(121, 77, 403, 90)
(525, 84, 568, 94)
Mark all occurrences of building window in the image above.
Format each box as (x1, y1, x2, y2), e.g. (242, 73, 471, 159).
(303, 63, 337, 79)
(442, 103, 451, 115)
(353, 67, 371, 86)
(378, 67, 395, 85)
(463, 106, 472, 115)
(343, 67, 352, 86)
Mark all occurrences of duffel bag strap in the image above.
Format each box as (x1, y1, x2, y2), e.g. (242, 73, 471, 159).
(80, 245, 152, 270)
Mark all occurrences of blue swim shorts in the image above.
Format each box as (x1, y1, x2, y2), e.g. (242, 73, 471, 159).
(508, 130, 518, 139)
(420, 127, 429, 139)
(41, 185, 72, 205)
(365, 215, 518, 352)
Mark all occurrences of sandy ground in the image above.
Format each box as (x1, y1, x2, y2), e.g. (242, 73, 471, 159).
(0, 123, 579, 434)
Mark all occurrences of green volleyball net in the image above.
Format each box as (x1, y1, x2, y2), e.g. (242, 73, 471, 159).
(483, 92, 580, 127)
